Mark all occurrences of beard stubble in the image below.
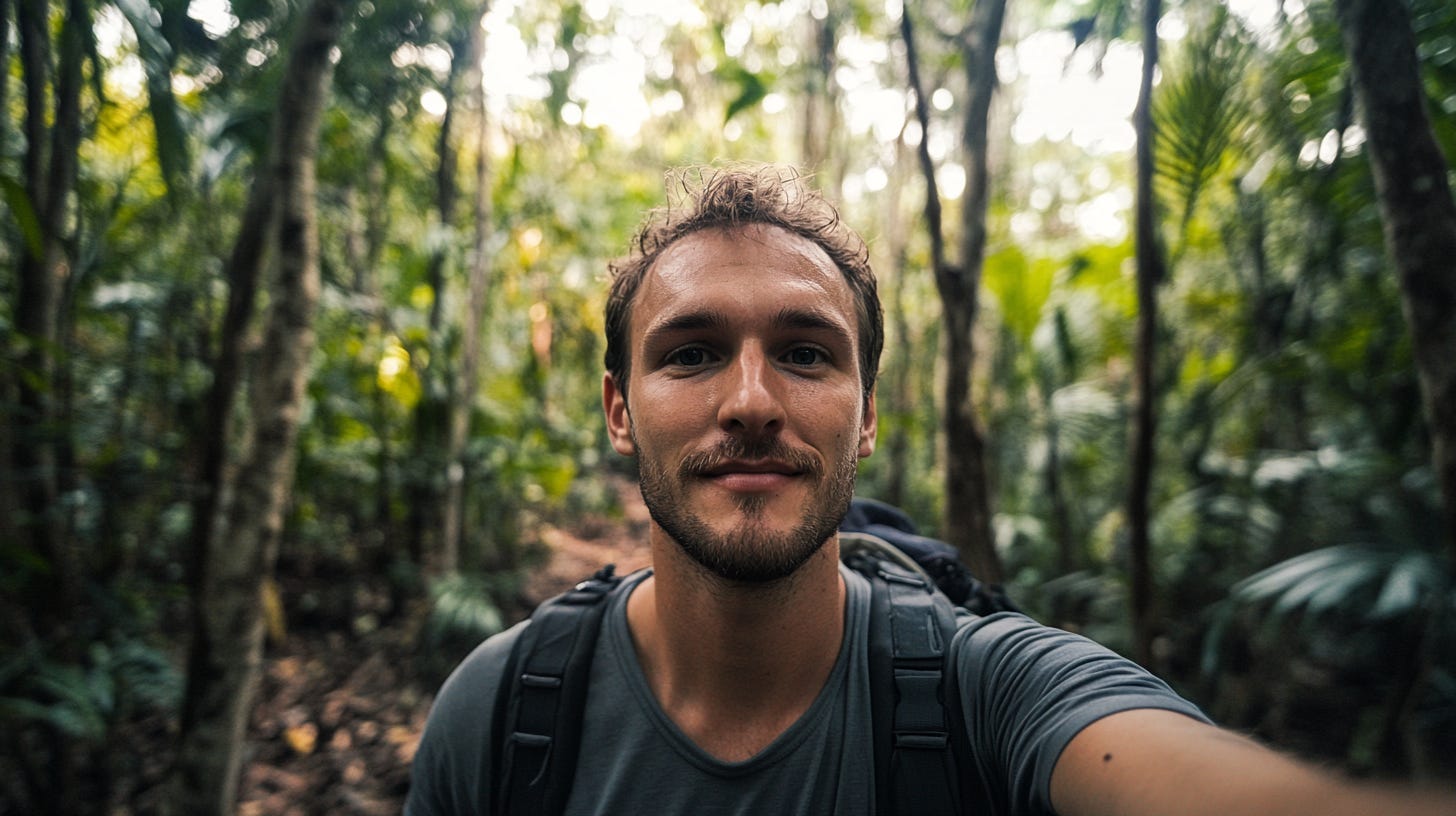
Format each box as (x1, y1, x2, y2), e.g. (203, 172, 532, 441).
(634, 431, 859, 584)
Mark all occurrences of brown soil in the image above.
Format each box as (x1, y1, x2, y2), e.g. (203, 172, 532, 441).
(237, 478, 650, 815)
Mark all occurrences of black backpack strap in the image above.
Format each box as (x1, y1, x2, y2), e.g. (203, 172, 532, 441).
(491, 565, 622, 816)
(854, 550, 963, 815)
(945, 622, 1000, 816)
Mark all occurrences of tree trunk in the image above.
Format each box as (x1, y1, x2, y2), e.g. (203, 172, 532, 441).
(1127, 0, 1166, 669)
(185, 165, 277, 598)
(13, 7, 86, 803)
(11, 0, 57, 609)
(0, 0, 11, 155)
(1045, 388, 1077, 576)
(11, 0, 87, 636)
(900, 0, 1008, 584)
(948, 0, 1009, 585)
(358, 116, 396, 550)
(170, 1, 347, 812)
(1335, 0, 1456, 560)
(800, 9, 838, 186)
(442, 6, 493, 573)
(883, 134, 914, 508)
(410, 25, 472, 576)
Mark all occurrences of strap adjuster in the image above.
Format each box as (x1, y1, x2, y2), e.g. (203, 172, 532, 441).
(895, 732, 950, 749)
(520, 673, 562, 689)
(509, 732, 552, 748)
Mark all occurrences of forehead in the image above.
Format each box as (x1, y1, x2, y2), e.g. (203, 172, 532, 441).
(633, 224, 856, 332)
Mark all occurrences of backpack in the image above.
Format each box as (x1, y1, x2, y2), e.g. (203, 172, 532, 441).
(489, 498, 1018, 816)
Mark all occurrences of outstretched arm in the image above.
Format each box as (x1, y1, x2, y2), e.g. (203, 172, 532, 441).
(1051, 708, 1454, 816)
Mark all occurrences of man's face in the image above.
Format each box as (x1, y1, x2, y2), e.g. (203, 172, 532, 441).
(603, 224, 877, 583)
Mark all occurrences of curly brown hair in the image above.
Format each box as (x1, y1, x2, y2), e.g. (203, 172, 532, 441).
(604, 164, 882, 403)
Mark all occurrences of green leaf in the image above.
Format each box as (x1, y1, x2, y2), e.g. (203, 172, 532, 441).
(428, 573, 505, 645)
(1152, 8, 1253, 247)
(1295, 560, 1380, 619)
(984, 247, 1055, 346)
(113, 0, 174, 65)
(723, 65, 768, 123)
(1371, 552, 1444, 620)
(1232, 545, 1362, 602)
(2, 663, 111, 740)
(114, 0, 192, 201)
(1, 175, 45, 258)
(0, 698, 61, 727)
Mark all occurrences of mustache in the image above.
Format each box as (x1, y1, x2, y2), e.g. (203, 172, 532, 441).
(678, 438, 823, 480)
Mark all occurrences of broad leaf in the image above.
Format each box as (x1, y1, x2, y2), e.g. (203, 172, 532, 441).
(723, 64, 769, 123)
(115, 0, 192, 201)
(1, 175, 45, 258)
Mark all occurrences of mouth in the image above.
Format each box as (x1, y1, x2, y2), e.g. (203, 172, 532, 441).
(678, 441, 823, 495)
(691, 455, 815, 494)
(699, 459, 804, 478)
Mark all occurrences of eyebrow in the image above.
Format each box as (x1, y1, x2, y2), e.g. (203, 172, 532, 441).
(771, 306, 854, 342)
(641, 309, 732, 347)
(641, 305, 856, 350)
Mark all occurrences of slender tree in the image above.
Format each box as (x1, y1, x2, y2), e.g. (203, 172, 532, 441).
(170, 0, 350, 811)
(882, 130, 915, 509)
(442, 5, 494, 572)
(900, 0, 1009, 583)
(407, 23, 465, 576)
(0, 0, 11, 547)
(1127, 0, 1167, 668)
(11, 0, 89, 631)
(799, 8, 840, 194)
(1334, 0, 1456, 560)
(410, 7, 498, 576)
(0, 0, 11, 155)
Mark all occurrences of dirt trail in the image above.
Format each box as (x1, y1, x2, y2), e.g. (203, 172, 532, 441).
(237, 478, 651, 815)
(521, 476, 653, 602)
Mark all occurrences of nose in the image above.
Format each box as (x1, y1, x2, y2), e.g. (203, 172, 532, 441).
(717, 344, 785, 438)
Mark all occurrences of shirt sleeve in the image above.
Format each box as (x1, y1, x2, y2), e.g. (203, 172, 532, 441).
(405, 621, 528, 816)
(954, 612, 1210, 816)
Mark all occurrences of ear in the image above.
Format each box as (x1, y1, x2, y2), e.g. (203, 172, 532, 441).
(858, 391, 878, 459)
(603, 373, 636, 455)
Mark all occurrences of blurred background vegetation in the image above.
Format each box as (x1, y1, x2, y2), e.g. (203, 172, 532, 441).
(3, 0, 1456, 812)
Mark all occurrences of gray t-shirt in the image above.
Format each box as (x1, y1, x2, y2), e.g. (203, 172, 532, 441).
(406, 565, 1206, 815)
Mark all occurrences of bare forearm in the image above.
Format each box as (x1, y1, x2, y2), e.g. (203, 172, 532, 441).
(1051, 709, 1455, 816)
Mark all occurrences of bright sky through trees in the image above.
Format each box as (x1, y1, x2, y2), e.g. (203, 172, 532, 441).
(471, 0, 1151, 151)
(167, 0, 1292, 150)
(156, 0, 1293, 239)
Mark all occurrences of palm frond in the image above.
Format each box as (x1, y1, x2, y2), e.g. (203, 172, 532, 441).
(1152, 8, 1256, 251)
(1230, 544, 1449, 628)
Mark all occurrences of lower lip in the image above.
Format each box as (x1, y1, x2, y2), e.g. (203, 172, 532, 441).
(706, 472, 799, 492)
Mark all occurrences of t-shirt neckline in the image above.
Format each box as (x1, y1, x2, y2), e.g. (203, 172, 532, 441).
(603, 564, 870, 776)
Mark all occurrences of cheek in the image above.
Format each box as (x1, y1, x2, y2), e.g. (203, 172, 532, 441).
(632, 390, 700, 441)
(642, 379, 716, 421)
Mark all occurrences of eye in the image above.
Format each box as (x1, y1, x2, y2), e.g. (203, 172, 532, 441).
(784, 346, 825, 366)
(668, 346, 712, 367)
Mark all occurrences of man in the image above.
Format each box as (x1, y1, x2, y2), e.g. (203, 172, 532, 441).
(407, 165, 1452, 815)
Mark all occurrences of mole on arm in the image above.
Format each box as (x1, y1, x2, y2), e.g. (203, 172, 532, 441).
(1103, 753, 1113, 763)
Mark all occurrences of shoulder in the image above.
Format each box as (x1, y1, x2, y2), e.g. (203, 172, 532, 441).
(954, 612, 1203, 708)
(406, 620, 529, 816)
(951, 613, 1208, 814)
(955, 612, 1123, 667)
(431, 619, 529, 724)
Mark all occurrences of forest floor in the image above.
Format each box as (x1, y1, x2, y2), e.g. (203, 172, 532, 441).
(236, 478, 652, 815)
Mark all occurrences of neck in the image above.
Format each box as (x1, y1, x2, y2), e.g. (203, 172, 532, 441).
(626, 526, 846, 761)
